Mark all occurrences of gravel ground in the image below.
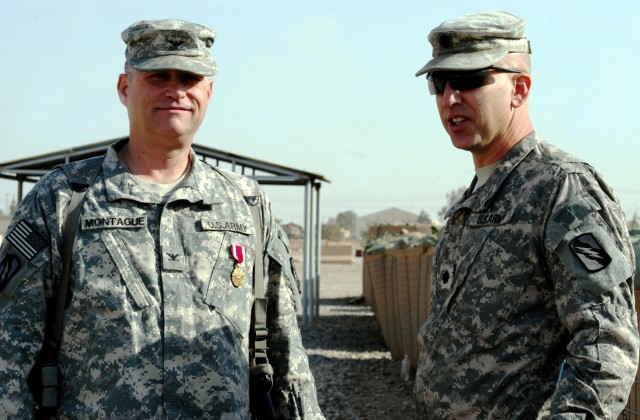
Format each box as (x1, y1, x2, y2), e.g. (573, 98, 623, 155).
(298, 259, 416, 420)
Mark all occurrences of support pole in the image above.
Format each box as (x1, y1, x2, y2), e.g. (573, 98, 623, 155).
(18, 179, 24, 203)
(302, 181, 311, 325)
(313, 182, 321, 318)
(308, 181, 316, 323)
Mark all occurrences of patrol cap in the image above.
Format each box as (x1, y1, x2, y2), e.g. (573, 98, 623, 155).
(122, 19, 217, 77)
(415, 11, 531, 77)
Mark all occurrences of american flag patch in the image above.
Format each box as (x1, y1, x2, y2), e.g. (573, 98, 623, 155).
(6, 219, 48, 260)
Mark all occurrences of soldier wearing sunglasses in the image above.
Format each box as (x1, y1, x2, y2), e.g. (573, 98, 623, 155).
(413, 10, 639, 419)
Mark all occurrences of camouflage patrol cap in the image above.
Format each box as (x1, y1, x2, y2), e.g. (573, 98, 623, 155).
(122, 19, 217, 77)
(415, 11, 531, 77)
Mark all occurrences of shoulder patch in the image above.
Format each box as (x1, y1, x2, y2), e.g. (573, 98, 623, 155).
(6, 219, 48, 260)
(0, 254, 22, 292)
(570, 233, 612, 272)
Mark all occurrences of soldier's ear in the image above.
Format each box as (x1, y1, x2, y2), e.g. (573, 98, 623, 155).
(117, 73, 129, 106)
(206, 78, 213, 103)
(512, 73, 531, 108)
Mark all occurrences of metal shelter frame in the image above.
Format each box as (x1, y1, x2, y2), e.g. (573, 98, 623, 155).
(0, 137, 328, 324)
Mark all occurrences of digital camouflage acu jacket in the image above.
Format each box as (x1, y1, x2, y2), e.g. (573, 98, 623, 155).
(415, 132, 639, 419)
(0, 139, 323, 419)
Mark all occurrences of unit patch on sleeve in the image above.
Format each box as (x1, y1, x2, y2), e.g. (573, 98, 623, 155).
(569, 233, 612, 273)
(6, 219, 48, 260)
(0, 254, 21, 292)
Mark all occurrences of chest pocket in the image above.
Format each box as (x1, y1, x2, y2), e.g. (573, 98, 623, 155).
(102, 230, 155, 309)
(446, 233, 534, 341)
(202, 224, 256, 338)
(430, 220, 486, 312)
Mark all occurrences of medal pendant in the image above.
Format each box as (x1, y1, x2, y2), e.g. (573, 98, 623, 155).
(231, 264, 245, 287)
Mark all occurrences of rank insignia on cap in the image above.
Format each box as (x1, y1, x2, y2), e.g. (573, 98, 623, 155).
(0, 254, 21, 292)
(6, 220, 47, 260)
(570, 233, 612, 273)
(439, 33, 453, 49)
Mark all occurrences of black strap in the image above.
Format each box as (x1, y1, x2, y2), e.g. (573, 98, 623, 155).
(248, 186, 269, 364)
(210, 169, 275, 419)
(209, 169, 269, 353)
(49, 159, 102, 358)
(246, 181, 275, 420)
(30, 158, 103, 415)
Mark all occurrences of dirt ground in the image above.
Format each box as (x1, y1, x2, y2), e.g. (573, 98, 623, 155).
(299, 260, 416, 419)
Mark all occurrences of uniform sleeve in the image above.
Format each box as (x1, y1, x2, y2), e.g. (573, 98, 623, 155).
(260, 193, 324, 419)
(542, 172, 640, 418)
(0, 172, 69, 418)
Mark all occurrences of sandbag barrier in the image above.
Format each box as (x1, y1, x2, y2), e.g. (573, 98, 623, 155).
(362, 245, 434, 368)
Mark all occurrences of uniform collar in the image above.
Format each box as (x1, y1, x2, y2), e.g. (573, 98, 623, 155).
(446, 131, 540, 218)
(102, 138, 222, 205)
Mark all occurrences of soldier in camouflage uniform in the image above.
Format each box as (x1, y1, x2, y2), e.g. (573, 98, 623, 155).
(0, 19, 323, 419)
(413, 11, 639, 419)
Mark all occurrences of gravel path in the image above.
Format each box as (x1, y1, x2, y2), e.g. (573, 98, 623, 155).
(299, 259, 416, 419)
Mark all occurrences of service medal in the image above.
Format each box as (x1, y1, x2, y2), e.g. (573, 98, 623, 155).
(230, 244, 247, 287)
(231, 264, 245, 287)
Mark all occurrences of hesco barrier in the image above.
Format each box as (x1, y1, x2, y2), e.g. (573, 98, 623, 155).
(620, 289, 640, 419)
(362, 245, 434, 368)
(364, 244, 640, 418)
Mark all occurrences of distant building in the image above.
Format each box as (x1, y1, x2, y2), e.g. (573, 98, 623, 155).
(357, 207, 420, 239)
(282, 222, 304, 240)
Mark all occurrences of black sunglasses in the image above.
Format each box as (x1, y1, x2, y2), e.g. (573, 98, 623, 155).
(426, 66, 524, 95)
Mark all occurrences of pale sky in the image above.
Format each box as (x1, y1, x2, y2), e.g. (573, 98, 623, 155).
(1, 1, 639, 227)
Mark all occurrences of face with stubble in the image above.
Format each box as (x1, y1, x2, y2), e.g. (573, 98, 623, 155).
(432, 54, 532, 166)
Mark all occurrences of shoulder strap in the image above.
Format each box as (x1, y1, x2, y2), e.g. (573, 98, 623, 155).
(52, 157, 104, 348)
(208, 168, 275, 417)
(246, 182, 269, 360)
(243, 181, 276, 420)
(32, 157, 103, 414)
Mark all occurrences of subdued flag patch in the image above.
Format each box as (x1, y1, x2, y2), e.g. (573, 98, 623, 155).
(6, 219, 47, 260)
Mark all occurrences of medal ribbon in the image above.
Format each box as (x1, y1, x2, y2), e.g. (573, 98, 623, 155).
(230, 244, 246, 264)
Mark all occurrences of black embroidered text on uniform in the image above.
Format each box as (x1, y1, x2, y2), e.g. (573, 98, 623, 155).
(202, 220, 249, 234)
(476, 213, 506, 225)
(82, 216, 147, 230)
